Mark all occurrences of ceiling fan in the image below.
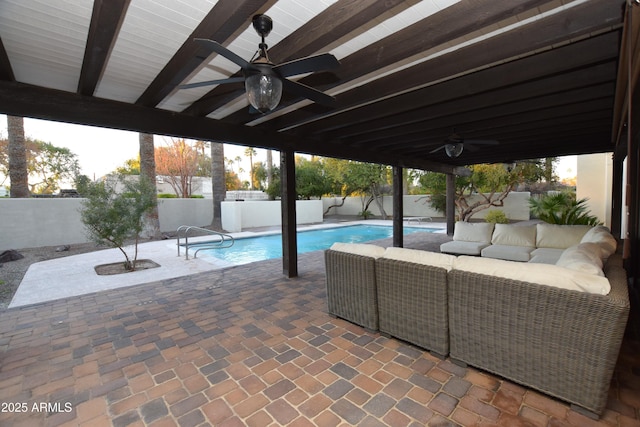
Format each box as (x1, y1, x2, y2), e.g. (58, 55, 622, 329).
(429, 132, 499, 158)
(179, 14, 340, 113)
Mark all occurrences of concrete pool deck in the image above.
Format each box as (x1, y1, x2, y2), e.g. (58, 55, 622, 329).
(9, 220, 447, 308)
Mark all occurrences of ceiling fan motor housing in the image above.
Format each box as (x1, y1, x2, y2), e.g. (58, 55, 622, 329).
(252, 14, 273, 38)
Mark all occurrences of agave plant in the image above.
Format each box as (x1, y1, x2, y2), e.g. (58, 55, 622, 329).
(529, 191, 601, 226)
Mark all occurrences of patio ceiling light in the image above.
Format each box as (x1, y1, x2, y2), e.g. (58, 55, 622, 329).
(445, 142, 464, 158)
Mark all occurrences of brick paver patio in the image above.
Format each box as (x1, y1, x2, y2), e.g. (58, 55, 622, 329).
(1, 235, 640, 426)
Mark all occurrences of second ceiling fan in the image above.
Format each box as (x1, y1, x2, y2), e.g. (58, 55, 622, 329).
(430, 132, 499, 158)
(180, 14, 340, 113)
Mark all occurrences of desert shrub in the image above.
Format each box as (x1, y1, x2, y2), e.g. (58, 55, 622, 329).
(80, 176, 157, 271)
(485, 210, 509, 224)
(529, 191, 601, 225)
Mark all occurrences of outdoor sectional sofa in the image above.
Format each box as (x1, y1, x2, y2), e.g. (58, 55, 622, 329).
(324, 225, 629, 418)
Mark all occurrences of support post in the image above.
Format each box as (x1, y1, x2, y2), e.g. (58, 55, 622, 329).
(446, 173, 455, 235)
(393, 166, 403, 247)
(280, 149, 298, 277)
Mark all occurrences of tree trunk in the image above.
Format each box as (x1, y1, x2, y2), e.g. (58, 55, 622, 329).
(266, 149, 273, 190)
(139, 133, 161, 239)
(7, 116, 29, 198)
(211, 142, 226, 230)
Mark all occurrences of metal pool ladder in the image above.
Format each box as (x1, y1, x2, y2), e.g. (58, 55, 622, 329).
(176, 225, 234, 260)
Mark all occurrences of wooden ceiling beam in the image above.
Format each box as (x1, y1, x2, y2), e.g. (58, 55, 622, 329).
(0, 79, 460, 174)
(255, 0, 620, 133)
(181, 0, 412, 116)
(223, 0, 552, 125)
(135, 0, 272, 107)
(77, 0, 131, 96)
(0, 38, 15, 81)
(335, 59, 617, 144)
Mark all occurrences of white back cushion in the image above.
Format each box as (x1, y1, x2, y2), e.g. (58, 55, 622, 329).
(329, 242, 386, 258)
(555, 243, 604, 277)
(453, 222, 494, 243)
(454, 255, 610, 295)
(536, 223, 591, 249)
(580, 226, 617, 259)
(383, 247, 456, 271)
(491, 224, 536, 247)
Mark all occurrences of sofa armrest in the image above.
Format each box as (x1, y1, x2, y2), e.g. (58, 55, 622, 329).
(324, 249, 379, 331)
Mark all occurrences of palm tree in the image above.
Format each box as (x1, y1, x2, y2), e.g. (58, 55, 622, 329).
(139, 133, 160, 238)
(266, 149, 273, 189)
(244, 147, 257, 191)
(7, 116, 29, 198)
(211, 142, 226, 230)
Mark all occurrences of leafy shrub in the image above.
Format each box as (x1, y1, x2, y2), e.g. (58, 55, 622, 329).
(157, 193, 177, 198)
(358, 210, 373, 219)
(485, 210, 509, 224)
(529, 191, 601, 225)
(80, 176, 157, 271)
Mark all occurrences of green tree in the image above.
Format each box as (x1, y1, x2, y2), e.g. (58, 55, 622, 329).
(244, 147, 257, 190)
(27, 140, 80, 194)
(321, 158, 390, 217)
(115, 156, 140, 175)
(419, 161, 544, 221)
(79, 175, 157, 271)
(295, 157, 331, 199)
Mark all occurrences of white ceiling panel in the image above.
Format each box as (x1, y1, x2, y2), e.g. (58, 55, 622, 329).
(0, 0, 92, 91)
(94, 0, 218, 102)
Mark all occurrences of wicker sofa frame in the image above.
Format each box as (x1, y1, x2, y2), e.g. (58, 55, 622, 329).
(375, 258, 449, 358)
(324, 250, 379, 331)
(324, 248, 629, 418)
(447, 253, 629, 417)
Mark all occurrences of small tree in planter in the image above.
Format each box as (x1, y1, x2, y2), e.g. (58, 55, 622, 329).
(79, 175, 157, 271)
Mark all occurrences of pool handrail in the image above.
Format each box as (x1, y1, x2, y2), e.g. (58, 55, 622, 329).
(176, 225, 234, 260)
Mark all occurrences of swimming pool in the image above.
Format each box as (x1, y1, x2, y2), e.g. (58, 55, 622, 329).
(193, 224, 439, 265)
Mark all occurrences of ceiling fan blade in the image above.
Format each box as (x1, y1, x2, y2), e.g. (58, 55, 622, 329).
(429, 145, 445, 154)
(179, 77, 245, 89)
(194, 38, 252, 70)
(282, 78, 335, 106)
(274, 53, 340, 78)
(465, 139, 499, 145)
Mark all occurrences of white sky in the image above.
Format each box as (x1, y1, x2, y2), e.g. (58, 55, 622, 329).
(1, 114, 577, 182)
(0, 115, 274, 182)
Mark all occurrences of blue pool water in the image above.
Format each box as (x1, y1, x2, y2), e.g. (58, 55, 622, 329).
(193, 224, 438, 265)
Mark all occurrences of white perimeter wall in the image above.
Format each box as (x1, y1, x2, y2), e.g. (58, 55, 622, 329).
(577, 153, 613, 228)
(0, 199, 213, 251)
(1, 193, 528, 250)
(221, 200, 323, 232)
(322, 192, 531, 221)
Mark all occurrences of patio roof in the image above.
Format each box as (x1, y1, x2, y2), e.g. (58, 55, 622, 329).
(0, 0, 627, 171)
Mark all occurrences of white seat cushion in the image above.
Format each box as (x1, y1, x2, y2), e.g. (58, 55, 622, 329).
(529, 248, 565, 264)
(454, 255, 611, 295)
(481, 244, 534, 262)
(329, 242, 386, 258)
(440, 240, 490, 256)
(383, 247, 456, 271)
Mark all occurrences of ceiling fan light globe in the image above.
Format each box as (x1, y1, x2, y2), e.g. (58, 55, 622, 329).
(445, 142, 464, 158)
(245, 74, 282, 113)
